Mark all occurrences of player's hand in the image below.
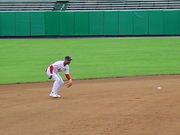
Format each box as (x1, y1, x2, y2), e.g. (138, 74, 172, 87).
(49, 75, 52, 79)
(66, 79, 72, 88)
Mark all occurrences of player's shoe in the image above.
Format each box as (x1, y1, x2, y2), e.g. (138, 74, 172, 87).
(49, 93, 59, 98)
(56, 94, 61, 98)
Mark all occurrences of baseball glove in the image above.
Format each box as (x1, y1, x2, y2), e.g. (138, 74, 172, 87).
(66, 79, 72, 88)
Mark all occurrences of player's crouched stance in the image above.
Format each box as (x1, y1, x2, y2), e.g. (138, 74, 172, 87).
(45, 56, 72, 98)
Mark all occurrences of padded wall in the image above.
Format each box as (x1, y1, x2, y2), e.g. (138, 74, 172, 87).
(0, 10, 180, 36)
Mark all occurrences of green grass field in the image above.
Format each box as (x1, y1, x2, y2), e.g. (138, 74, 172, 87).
(0, 38, 180, 84)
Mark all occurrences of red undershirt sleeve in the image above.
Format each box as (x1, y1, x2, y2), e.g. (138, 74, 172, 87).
(50, 65, 53, 74)
(65, 74, 71, 80)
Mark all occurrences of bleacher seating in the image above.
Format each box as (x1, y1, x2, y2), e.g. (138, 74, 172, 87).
(0, 0, 57, 11)
(66, 0, 180, 11)
(0, 0, 180, 11)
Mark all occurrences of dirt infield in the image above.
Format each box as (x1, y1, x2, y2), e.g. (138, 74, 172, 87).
(0, 75, 180, 135)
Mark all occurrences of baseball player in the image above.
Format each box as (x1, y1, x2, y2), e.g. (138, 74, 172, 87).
(46, 56, 72, 98)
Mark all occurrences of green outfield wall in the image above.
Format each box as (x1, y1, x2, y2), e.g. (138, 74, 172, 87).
(0, 10, 180, 36)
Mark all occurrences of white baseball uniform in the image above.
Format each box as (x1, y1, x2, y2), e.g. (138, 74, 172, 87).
(46, 61, 70, 95)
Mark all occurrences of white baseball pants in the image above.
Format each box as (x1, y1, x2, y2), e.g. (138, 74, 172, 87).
(46, 67, 64, 94)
